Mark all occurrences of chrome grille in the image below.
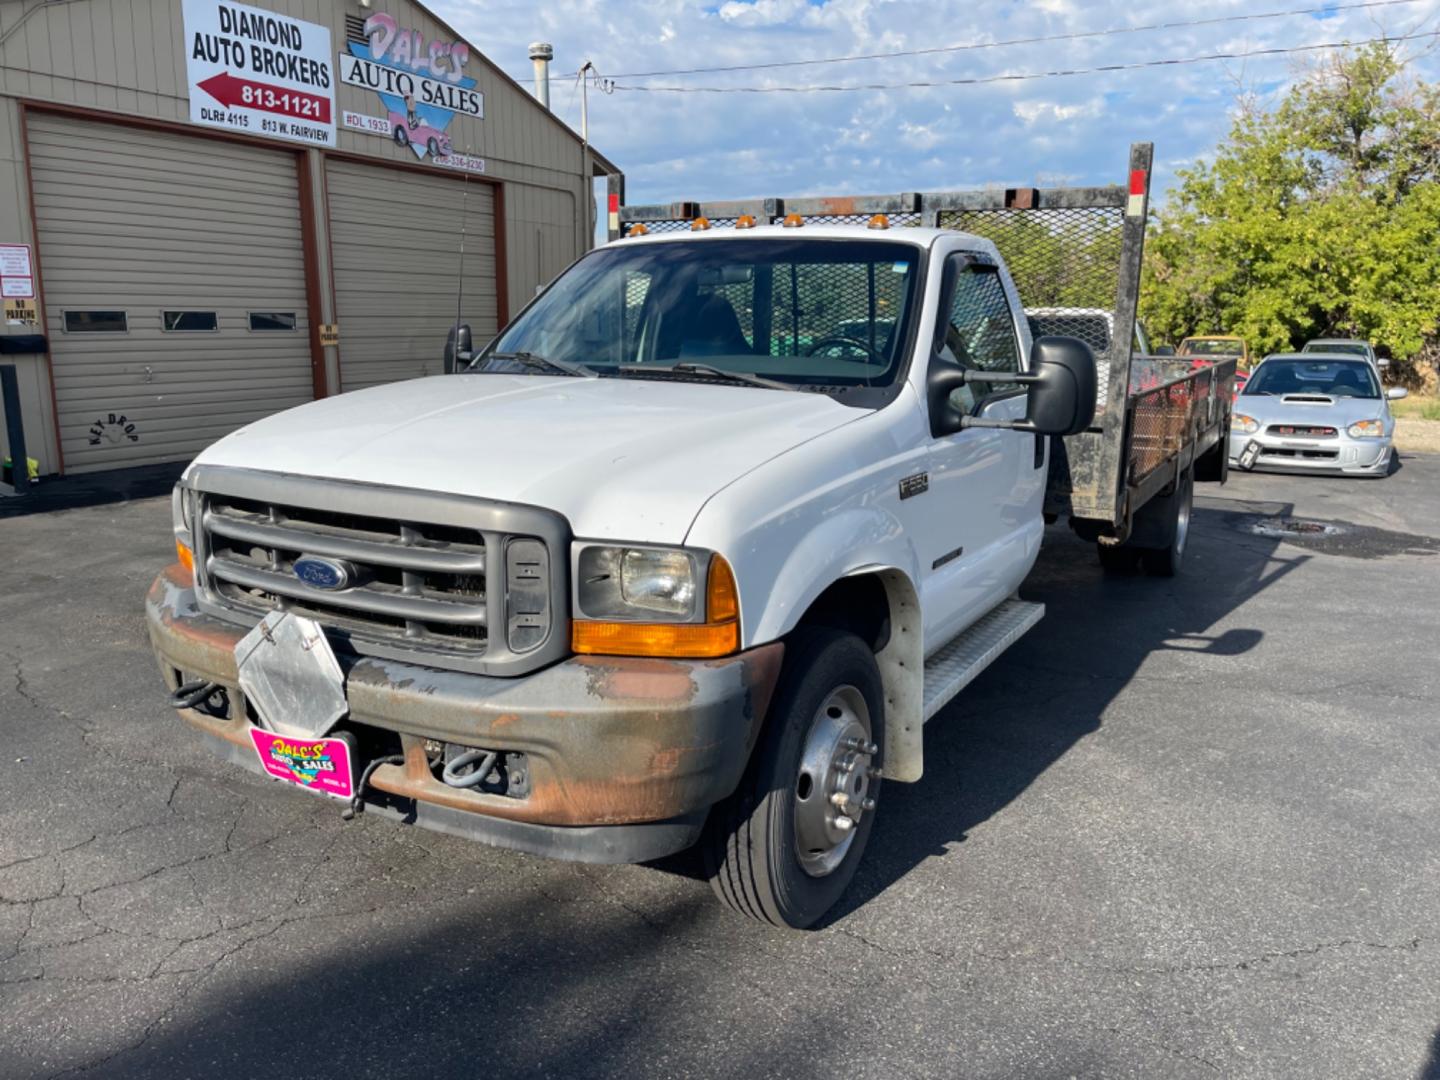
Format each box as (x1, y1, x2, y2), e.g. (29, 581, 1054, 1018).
(204, 495, 491, 651)
(188, 467, 570, 677)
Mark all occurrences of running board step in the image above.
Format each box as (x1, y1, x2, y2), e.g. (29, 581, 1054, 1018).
(922, 599, 1045, 722)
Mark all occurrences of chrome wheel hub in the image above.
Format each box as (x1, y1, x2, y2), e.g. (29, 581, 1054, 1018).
(793, 684, 879, 878)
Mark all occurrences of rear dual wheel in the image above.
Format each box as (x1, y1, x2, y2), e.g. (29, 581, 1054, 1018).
(702, 627, 884, 929)
(1097, 465, 1195, 578)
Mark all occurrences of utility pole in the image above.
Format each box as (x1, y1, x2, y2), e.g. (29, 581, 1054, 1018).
(579, 60, 594, 250)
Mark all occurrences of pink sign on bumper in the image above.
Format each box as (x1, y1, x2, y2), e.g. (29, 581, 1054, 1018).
(249, 728, 354, 800)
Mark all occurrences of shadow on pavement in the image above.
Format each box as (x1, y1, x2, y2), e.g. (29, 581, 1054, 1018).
(0, 462, 183, 519)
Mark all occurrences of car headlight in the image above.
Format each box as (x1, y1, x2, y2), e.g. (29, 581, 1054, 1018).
(1233, 413, 1259, 434)
(1347, 419, 1384, 439)
(171, 483, 196, 572)
(573, 545, 740, 658)
(577, 546, 699, 619)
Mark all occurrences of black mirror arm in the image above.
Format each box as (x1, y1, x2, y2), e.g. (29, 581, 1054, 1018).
(949, 369, 1040, 430)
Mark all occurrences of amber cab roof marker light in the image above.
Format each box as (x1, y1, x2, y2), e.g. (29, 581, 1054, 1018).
(781, 213, 804, 228)
(626, 223, 649, 238)
(735, 214, 758, 229)
(867, 214, 890, 230)
(690, 217, 711, 231)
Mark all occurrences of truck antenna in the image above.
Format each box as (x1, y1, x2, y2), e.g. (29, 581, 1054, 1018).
(454, 148, 469, 346)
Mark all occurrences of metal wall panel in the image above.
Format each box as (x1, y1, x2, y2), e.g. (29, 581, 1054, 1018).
(29, 111, 312, 472)
(326, 157, 496, 391)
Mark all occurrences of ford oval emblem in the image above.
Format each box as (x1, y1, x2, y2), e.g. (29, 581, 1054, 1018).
(293, 555, 354, 591)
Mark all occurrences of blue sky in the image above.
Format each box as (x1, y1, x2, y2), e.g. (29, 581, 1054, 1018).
(435, 0, 1440, 210)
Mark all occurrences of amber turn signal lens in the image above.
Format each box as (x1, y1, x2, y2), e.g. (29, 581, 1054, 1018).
(572, 619, 739, 659)
(175, 539, 195, 573)
(707, 554, 739, 623)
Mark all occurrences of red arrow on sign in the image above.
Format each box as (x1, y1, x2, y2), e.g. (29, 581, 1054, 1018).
(197, 72, 332, 124)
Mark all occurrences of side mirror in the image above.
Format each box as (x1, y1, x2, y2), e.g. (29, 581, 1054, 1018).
(926, 336, 1097, 438)
(1387, 386, 1408, 400)
(1024, 337, 1098, 435)
(1377, 357, 1390, 369)
(443, 323, 474, 374)
(1153, 345, 1176, 356)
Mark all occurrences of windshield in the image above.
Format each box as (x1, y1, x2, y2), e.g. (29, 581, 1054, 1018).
(473, 238, 923, 390)
(1181, 338, 1243, 356)
(1303, 341, 1369, 357)
(1243, 359, 1380, 399)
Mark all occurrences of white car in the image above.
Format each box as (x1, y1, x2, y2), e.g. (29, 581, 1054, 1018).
(1230, 353, 1406, 476)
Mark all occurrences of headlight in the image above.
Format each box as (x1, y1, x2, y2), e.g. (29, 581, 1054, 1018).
(1347, 419, 1384, 438)
(171, 483, 196, 572)
(573, 545, 740, 658)
(1233, 414, 1259, 435)
(577, 546, 700, 619)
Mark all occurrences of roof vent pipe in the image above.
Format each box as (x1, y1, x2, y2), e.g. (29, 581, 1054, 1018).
(529, 42, 553, 110)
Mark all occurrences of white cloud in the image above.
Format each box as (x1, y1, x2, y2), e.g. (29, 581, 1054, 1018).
(1012, 98, 1103, 126)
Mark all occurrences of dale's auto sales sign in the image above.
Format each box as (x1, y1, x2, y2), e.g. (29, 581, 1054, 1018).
(183, 0, 336, 147)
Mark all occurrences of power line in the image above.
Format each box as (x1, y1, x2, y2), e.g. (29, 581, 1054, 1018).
(608, 30, 1440, 94)
(562, 0, 1429, 81)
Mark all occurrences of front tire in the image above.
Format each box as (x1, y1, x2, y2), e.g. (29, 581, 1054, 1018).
(702, 627, 884, 929)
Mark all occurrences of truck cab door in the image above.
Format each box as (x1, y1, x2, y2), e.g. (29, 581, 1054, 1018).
(919, 254, 1045, 651)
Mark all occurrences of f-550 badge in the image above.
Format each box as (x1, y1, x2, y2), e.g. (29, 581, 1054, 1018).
(899, 472, 929, 500)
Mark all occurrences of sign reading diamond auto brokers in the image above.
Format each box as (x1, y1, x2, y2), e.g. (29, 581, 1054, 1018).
(183, 0, 336, 147)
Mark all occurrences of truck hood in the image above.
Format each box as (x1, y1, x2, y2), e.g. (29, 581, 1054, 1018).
(193, 374, 864, 542)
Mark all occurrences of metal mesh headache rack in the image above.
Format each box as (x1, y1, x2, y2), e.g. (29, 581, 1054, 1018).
(612, 144, 1236, 539)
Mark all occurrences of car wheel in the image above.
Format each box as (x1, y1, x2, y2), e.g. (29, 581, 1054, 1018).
(702, 627, 883, 930)
(392, 125, 409, 145)
(427, 136, 439, 158)
(1137, 467, 1194, 577)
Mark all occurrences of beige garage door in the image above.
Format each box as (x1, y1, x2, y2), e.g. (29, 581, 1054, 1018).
(28, 113, 313, 473)
(326, 159, 498, 391)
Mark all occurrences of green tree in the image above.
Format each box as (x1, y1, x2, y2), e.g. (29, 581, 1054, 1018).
(1141, 43, 1440, 386)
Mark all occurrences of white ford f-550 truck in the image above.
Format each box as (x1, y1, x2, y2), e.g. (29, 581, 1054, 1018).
(148, 144, 1235, 928)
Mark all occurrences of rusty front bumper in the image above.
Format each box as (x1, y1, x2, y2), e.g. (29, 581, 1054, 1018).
(146, 565, 783, 863)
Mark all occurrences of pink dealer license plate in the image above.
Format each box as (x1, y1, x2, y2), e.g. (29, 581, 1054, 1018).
(249, 728, 354, 800)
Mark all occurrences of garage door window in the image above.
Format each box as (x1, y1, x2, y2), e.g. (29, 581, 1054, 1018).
(249, 312, 297, 331)
(163, 311, 219, 332)
(64, 310, 128, 333)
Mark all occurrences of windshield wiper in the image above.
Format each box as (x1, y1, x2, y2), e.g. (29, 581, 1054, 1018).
(618, 362, 794, 392)
(478, 351, 597, 378)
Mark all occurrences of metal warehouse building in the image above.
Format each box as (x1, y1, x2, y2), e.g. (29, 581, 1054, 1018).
(0, 0, 616, 476)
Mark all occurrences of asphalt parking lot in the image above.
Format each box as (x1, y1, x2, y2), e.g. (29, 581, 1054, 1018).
(2, 457, 1439, 1080)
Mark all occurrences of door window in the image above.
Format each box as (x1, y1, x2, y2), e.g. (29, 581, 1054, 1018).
(939, 260, 1021, 412)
